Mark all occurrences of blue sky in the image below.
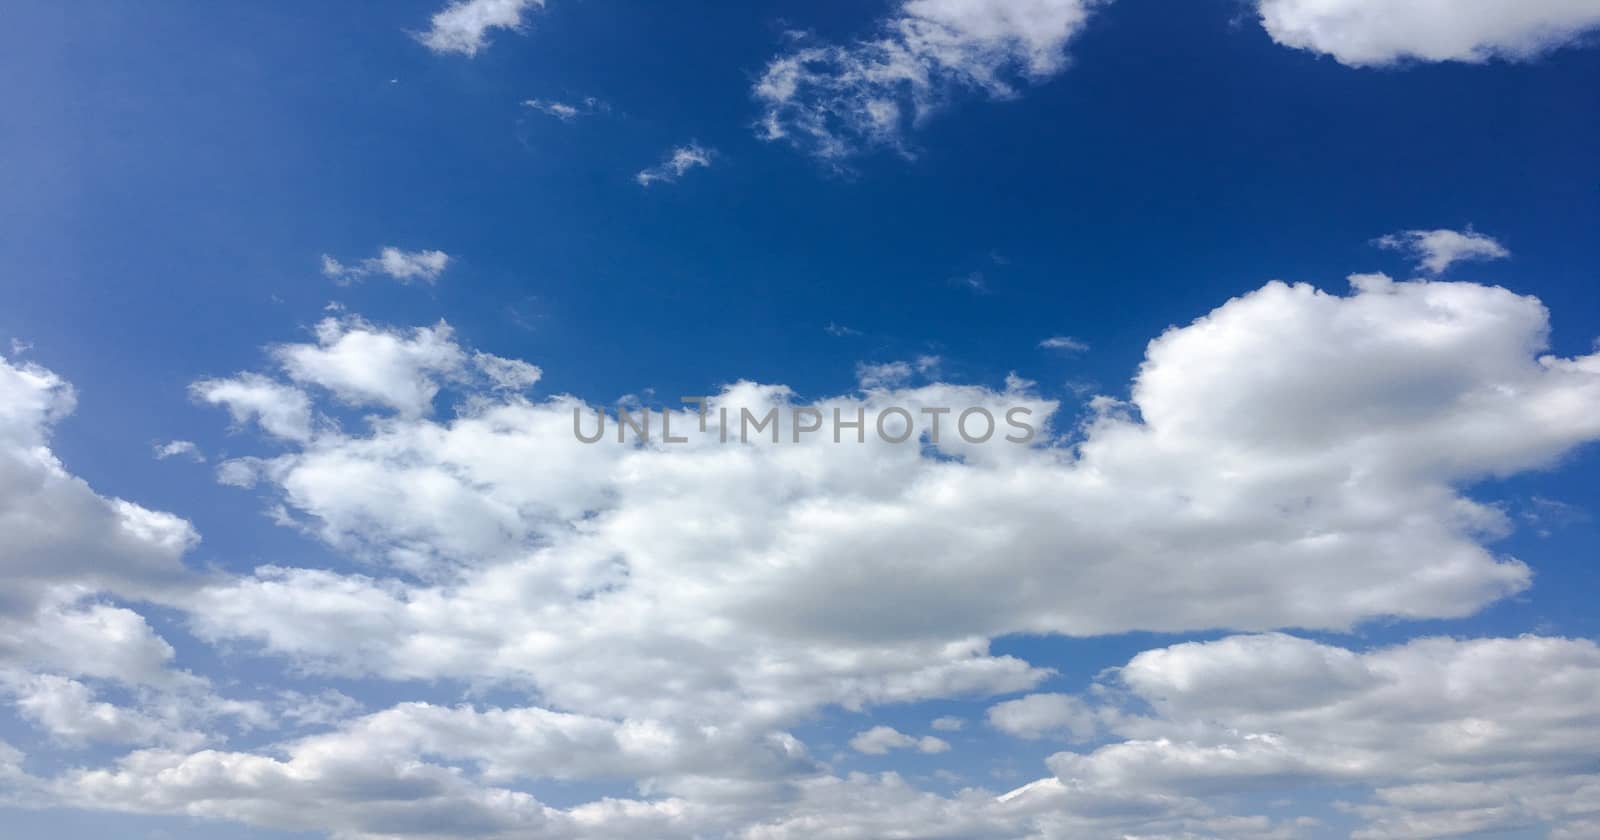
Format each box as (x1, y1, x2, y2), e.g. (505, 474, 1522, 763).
(3, 1, 1600, 838)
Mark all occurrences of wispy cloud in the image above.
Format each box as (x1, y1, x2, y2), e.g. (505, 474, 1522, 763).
(523, 96, 608, 121)
(636, 143, 714, 187)
(753, 0, 1104, 163)
(1039, 335, 1089, 353)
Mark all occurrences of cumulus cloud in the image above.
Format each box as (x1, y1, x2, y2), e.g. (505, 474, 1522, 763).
(1258, 0, 1600, 66)
(0, 355, 197, 620)
(987, 693, 1099, 740)
(1008, 633, 1600, 838)
(178, 278, 1600, 710)
(417, 0, 543, 56)
(191, 373, 315, 442)
(1376, 228, 1511, 274)
(274, 317, 467, 417)
(321, 247, 450, 284)
(636, 143, 714, 186)
(754, 0, 1104, 161)
(11, 273, 1600, 838)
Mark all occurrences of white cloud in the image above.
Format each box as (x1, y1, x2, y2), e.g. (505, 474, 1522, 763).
(180, 277, 1600, 716)
(0, 355, 197, 621)
(850, 725, 950, 755)
(1038, 335, 1089, 352)
(191, 373, 315, 442)
(474, 351, 542, 391)
(523, 96, 606, 120)
(417, 0, 544, 57)
(636, 143, 714, 186)
(274, 317, 467, 417)
(6, 674, 184, 747)
(1013, 633, 1600, 838)
(854, 360, 915, 389)
(321, 247, 450, 284)
(12, 272, 1600, 839)
(1258, 0, 1600, 66)
(754, 0, 1105, 161)
(152, 439, 204, 462)
(1376, 228, 1511, 274)
(987, 693, 1098, 740)
(931, 715, 965, 731)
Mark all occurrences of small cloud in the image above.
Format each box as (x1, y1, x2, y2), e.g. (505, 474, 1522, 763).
(1039, 336, 1089, 353)
(473, 352, 542, 391)
(8, 338, 32, 356)
(523, 97, 607, 121)
(636, 143, 714, 187)
(849, 725, 949, 755)
(1522, 496, 1590, 538)
(417, 0, 544, 57)
(322, 247, 450, 285)
(950, 271, 989, 294)
(930, 716, 964, 732)
(153, 440, 205, 463)
(824, 321, 862, 337)
(1374, 228, 1509, 275)
(856, 361, 913, 389)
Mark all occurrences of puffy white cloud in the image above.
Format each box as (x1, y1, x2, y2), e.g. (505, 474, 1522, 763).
(1376, 228, 1511, 275)
(6, 674, 185, 747)
(0, 354, 197, 619)
(417, 0, 543, 57)
(191, 373, 315, 442)
(275, 317, 467, 417)
(13, 272, 1600, 839)
(322, 247, 450, 284)
(930, 715, 965, 731)
(754, 0, 1104, 161)
(1258, 0, 1600, 67)
(636, 143, 714, 186)
(177, 277, 1600, 723)
(986, 693, 1098, 740)
(1024, 633, 1600, 838)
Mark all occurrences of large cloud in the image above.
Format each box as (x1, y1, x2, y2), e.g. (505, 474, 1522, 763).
(1258, 0, 1600, 67)
(9, 273, 1600, 837)
(186, 277, 1600, 710)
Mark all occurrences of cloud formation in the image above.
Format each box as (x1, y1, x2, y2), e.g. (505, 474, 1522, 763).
(418, 0, 544, 56)
(636, 143, 714, 186)
(322, 247, 451, 284)
(1259, 0, 1600, 66)
(7, 273, 1600, 837)
(1376, 228, 1511, 274)
(754, 0, 1104, 162)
